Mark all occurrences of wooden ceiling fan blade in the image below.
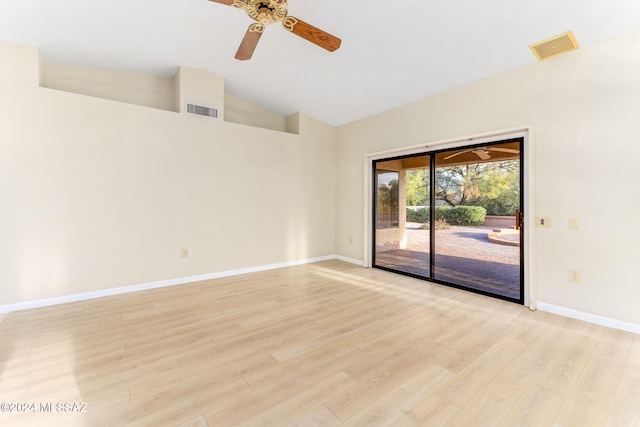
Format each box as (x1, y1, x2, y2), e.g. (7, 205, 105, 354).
(284, 17, 341, 52)
(473, 150, 492, 160)
(444, 150, 469, 160)
(488, 147, 520, 154)
(235, 24, 264, 61)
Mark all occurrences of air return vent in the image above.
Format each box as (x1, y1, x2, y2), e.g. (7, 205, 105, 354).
(530, 31, 579, 61)
(185, 103, 219, 119)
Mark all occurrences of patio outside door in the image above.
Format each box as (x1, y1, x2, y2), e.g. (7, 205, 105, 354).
(373, 138, 524, 303)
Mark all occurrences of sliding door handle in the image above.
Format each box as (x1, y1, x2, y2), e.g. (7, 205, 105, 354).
(515, 210, 523, 229)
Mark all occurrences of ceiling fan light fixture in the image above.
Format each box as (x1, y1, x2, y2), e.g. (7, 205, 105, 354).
(530, 31, 579, 61)
(256, 8, 276, 25)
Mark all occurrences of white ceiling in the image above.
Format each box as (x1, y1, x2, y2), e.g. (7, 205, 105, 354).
(1, 0, 640, 126)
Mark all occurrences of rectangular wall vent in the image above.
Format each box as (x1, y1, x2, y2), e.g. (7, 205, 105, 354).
(185, 103, 218, 119)
(530, 31, 579, 61)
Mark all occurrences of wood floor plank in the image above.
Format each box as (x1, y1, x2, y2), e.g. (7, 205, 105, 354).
(326, 345, 436, 421)
(392, 394, 461, 427)
(605, 376, 640, 426)
(339, 362, 454, 426)
(0, 260, 638, 426)
(270, 314, 383, 363)
(554, 328, 635, 427)
(285, 405, 341, 427)
(245, 343, 367, 395)
(176, 415, 210, 427)
(625, 333, 640, 381)
(446, 358, 542, 426)
(533, 332, 598, 397)
(520, 317, 582, 367)
(99, 375, 252, 427)
(236, 371, 358, 426)
(435, 337, 529, 408)
(497, 383, 564, 427)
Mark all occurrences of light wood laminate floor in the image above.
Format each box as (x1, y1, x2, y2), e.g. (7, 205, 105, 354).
(1, 260, 639, 426)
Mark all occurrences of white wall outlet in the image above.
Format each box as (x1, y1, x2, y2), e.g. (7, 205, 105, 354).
(535, 216, 552, 227)
(569, 269, 581, 284)
(181, 248, 189, 258)
(569, 217, 579, 229)
(349, 236, 353, 244)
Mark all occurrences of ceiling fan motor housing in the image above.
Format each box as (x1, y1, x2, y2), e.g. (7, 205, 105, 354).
(243, 0, 288, 25)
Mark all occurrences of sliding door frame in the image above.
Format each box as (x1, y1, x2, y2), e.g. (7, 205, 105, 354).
(364, 127, 536, 309)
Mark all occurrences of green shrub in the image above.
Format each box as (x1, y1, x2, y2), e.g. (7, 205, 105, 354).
(438, 206, 486, 225)
(406, 207, 429, 223)
(407, 206, 486, 226)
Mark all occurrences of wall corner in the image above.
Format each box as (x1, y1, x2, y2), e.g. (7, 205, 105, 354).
(286, 112, 300, 135)
(173, 66, 225, 119)
(0, 41, 42, 88)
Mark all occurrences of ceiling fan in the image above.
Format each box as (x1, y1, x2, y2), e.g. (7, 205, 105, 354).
(208, 0, 342, 60)
(444, 147, 520, 161)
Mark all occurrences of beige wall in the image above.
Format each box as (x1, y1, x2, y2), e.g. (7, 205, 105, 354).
(225, 94, 290, 133)
(43, 63, 295, 132)
(0, 42, 335, 305)
(336, 28, 640, 325)
(44, 62, 175, 111)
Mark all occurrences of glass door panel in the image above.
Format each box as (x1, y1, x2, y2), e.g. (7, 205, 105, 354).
(374, 155, 431, 277)
(433, 141, 522, 300)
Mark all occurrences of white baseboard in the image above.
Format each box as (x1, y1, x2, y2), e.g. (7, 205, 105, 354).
(0, 255, 339, 314)
(537, 302, 640, 335)
(334, 255, 365, 266)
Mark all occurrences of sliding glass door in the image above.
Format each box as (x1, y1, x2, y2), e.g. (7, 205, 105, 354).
(373, 138, 523, 303)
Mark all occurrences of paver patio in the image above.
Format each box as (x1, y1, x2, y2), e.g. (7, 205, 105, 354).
(375, 225, 521, 300)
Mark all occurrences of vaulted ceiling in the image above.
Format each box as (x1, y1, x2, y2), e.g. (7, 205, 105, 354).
(1, 0, 639, 126)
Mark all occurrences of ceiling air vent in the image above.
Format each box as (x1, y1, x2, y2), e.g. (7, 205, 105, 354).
(186, 103, 218, 119)
(530, 31, 579, 61)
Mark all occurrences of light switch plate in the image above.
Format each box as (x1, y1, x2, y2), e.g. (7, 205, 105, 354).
(535, 216, 552, 227)
(569, 269, 581, 284)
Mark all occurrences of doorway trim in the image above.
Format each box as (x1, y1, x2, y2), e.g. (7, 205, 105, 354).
(363, 126, 536, 309)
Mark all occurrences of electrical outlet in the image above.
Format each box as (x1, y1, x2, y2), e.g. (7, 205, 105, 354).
(569, 269, 581, 284)
(569, 217, 579, 229)
(349, 236, 353, 244)
(535, 216, 552, 227)
(181, 248, 189, 258)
